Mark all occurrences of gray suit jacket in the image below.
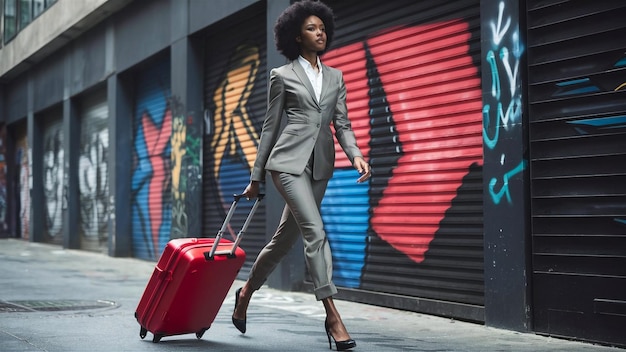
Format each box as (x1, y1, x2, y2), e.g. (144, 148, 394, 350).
(250, 59, 362, 182)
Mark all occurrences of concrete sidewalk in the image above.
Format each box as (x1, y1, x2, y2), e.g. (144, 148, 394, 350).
(0, 238, 622, 352)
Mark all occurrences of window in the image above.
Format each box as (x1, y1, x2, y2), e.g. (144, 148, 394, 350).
(0, 0, 3, 49)
(32, 0, 42, 17)
(18, 0, 31, 28)
(2, 0, 56, 44)
(3, 0, 16, 42)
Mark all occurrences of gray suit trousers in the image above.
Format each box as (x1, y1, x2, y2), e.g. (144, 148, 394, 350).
(247, 165, 337, 300)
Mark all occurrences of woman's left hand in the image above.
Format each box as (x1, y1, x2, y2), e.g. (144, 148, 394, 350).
(353, 156, 371, 183)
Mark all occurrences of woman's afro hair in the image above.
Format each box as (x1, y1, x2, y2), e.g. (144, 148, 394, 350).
(274, 0, 335, 61)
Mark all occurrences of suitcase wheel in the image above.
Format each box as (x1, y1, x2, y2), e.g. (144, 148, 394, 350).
(196, 328, 208, 339)
(139, 327, 147, 339)
(152, 333, 163, 343)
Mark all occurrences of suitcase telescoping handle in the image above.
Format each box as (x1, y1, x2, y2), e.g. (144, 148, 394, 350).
(206, 193, 264, 259)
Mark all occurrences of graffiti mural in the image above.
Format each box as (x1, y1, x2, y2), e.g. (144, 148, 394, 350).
(43, 121, 64, 242)
(207, 44, 261, 240)
(78, 113, 109, 247)
(131, 60, 172, 260)
(16, 134, 30, 239)
(209, 44, 260, 208)
(563, 55, 626, 227)
(483, 0, 526, 205)
(322, 18, 484, 292)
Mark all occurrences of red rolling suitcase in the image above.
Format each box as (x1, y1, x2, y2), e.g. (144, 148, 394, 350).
(135, 194, 263, 343)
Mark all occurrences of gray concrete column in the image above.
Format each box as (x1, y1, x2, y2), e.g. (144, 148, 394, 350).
(107, 73, 133, 257)
(62, 97, 80, 249)
(27, 77, 45, 242)
(264, 0, 304, 291)
(480, 0, 532, 332)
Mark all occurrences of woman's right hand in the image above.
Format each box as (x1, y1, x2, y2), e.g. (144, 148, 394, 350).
(242, 181, 260, 200)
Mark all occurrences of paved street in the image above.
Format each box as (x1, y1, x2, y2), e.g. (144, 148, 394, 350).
(0, 238, 622, 352)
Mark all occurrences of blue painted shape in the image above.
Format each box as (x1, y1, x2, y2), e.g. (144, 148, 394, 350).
(483, 103, 501, 150)
(553, 86, 600, 96)
(568, 115, 626, 128)
(488, 159, 527, 205)
(556, 78, 590, 86)
(131, 58, 172, 260)
(614, 57, 626, 68)
(216, 155, 255, 234)
(554, 78, 601, 96)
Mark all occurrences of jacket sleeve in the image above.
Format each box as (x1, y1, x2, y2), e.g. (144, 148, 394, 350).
(250, 68, 286, 182)
(332, 72, 363, 164)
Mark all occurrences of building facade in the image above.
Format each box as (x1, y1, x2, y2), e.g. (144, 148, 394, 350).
(0, 0, 624, 348)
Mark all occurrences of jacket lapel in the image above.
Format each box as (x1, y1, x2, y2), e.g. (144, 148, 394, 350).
(292, 60, 320, 108)
(319, 63, 331, 105)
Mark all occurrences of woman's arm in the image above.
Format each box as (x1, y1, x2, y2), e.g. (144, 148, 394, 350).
(332, 73, 371, 183)
(244, 69, 286, 199)
(249, 69, 286, 183)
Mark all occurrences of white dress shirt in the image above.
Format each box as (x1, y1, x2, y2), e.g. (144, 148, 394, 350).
(298, 55, 323, 103)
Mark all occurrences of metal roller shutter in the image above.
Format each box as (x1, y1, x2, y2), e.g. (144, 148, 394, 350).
(14, 123, 30, 240)
(202, 3, 267, 279)
(320, 0, 484, 320)
(526, 1, 626, 347)
(131, 57, 172, 260)
(79, 89, 109, 253)
(42, 111, 64, 245)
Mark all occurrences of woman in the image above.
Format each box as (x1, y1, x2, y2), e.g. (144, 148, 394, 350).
(234, 1, 369, 350)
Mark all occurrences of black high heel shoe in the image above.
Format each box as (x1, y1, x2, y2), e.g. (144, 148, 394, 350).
(232, 287, 246, 334)
(325, 319, 356, 351)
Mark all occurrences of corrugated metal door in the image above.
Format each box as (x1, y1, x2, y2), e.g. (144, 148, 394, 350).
(42, 112, 64, 245)
(79, 89, 109, 252)
(14, 123, 29, 239)
(202, 3, 267, 278)
(320, 0, 484, 320)
(526, 1, 626, 347)
(131, 57, 172, 260)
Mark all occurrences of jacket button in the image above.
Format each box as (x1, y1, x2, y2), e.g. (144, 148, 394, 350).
(317, 109, 321, 113)
(316, 123, 320, 127)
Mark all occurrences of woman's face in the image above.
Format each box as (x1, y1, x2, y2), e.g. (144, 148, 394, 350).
(298, 15, 326, 54)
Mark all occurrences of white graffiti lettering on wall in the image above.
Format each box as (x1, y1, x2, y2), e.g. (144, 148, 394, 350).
(43, 126, 64, 238)
(483, 0, 526, 205)
(16, 144, 31, 239)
